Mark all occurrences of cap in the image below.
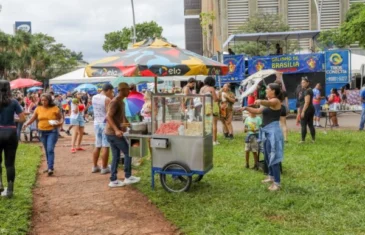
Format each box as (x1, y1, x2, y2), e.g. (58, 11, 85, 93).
(188, 77, 197, 83)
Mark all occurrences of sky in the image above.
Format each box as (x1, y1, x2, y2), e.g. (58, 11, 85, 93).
(0, 0, 185, 62)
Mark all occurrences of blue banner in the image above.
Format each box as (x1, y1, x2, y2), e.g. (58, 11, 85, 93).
(15, 21, 32, 33)
(325, 50, 350, 83)
(248, 53, 324, 74)
(219, 55, 245, 84)
(51, 82, 107, 94)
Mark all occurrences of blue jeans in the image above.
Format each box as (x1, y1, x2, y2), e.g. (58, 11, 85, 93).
(16, 122, 23, 141)
(264, 138, 281, 184)
(106, 135, 131, 181)
(360, 108, 365, 130)
(39, 129, 59, 170)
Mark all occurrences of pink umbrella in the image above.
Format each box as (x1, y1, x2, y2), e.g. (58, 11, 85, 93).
(10, 78, 42, 90)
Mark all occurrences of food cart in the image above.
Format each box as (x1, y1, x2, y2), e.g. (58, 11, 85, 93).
(125, 93, 214, 192)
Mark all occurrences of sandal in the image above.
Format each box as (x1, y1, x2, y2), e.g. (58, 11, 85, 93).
(268, 183, 281, 191)
(261, 177, 273, 184)
(71, 148, 76, 153)
(76, 147, 86, 151)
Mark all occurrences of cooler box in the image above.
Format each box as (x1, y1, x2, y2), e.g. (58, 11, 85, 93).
(65, 116, 70, 125)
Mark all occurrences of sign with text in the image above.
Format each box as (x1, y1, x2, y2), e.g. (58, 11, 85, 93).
(15, 21, 32, 33)
(219, 54, 245, 84)
(325, 50, 350, 83)
(248, 53, 324, 74)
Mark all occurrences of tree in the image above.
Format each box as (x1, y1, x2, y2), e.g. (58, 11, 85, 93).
(103, 21, 164, 52)
(231, 14, 298, 56)
(318, 3, 365, 49)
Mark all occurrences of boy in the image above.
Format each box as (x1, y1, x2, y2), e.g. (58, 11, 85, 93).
(244, 111, 262, 169)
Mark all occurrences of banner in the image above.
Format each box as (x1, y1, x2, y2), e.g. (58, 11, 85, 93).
(248, 53, 324, 74)
(325, 50, 350, 83)
(51, 82, 107, 94)
(15, 21, 32, 33)
(219, 55, 245, 84)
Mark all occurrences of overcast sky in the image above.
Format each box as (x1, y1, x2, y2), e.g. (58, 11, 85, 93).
(0, 0, 185, 62)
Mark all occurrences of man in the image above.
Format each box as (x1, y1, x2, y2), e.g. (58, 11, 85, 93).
(220, 83, 236, 139)
(313, 83, 323, 127)
(92, 84, 114, 174)
(359, 85, 365, 131)
(182, 77, 196, 110)
(105, 83, 140, 187)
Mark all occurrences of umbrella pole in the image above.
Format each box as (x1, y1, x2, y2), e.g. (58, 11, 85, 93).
(154, 76, 158, 93)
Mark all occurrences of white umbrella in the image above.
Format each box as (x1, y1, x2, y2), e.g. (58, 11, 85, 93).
(240, 69, 282, 98)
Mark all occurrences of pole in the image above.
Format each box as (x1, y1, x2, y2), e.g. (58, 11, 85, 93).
(313, 0, 323, 30)
(131, 0, 137, 44)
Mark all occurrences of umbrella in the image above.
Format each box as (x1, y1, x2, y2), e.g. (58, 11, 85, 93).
(27, 86, 43, 93)
(10, 78, 42, 90)
(110, 76, 163, 87)
(124, 91, 145, 117)
(85, 38, 229, 88)
(240, 69, 282, 98)
(74, 84, 98, 93)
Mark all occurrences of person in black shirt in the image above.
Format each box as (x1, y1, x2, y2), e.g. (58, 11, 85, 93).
(0, 80, 26, 198)
(300, 77, 315, 143)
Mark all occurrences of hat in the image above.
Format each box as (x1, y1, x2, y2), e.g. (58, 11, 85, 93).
(188, 77, 197, 83)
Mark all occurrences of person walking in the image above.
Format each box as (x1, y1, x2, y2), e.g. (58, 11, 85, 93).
(105, 83, 140, 187)
(0, 81, 26, 198)
(200, 77, 220, 145)
(70, 92, 86, 153)
(299, 77, 315, 143)
(240, 83, 284, 191)
(313, 83, 323, 127)
(92, 84, 114, 174)
(359, 85, 365, 131)
(24, 94, 62, 176)
(220, 83, 236, 139)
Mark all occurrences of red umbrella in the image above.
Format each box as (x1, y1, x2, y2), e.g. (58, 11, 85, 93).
(10, 78, 42, 90)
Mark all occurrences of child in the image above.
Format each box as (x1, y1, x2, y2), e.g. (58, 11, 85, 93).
(244, 111, 262, 169)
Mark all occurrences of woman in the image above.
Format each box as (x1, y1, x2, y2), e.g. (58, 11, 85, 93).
(70, 92, 86, 153)
(341, 87, 347, 105)
(328, 88, 341, 127)
(24, 94, 62, 176)
(200, 76, 220, 145)
(0, 80, 26, 198)
(275, 80, 289, 142)
(300, 78, 316, 143)
(240, 83, 284, 191)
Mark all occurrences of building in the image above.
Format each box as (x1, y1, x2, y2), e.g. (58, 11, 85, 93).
(184, 0, 203, 55)
(201, 0, 365, 56)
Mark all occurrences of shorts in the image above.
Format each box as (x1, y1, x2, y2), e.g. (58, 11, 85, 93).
(245, 136, 258, 152)
(70, 115, 85, 127)
(314, 104, 321, 117)
(94, 123, 110, 148)
(280, 105, 287, 117)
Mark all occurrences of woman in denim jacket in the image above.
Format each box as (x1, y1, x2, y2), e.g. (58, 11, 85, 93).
(240, 83, 284, 191)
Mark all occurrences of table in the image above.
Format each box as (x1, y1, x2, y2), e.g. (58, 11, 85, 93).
(321, 110, 362, 130)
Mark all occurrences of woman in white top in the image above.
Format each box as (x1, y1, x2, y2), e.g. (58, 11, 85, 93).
(70, 92, 86, 153)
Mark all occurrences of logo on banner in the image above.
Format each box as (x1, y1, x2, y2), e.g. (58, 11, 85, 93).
(329, 53, 343, 66)
(228, 61, 236, 73)
(255, 61, 265, 71)
(306, 57, 317, 70)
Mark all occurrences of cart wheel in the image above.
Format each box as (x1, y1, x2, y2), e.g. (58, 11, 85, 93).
(160, 161, 192, 193)
(178, 174, 204, 182)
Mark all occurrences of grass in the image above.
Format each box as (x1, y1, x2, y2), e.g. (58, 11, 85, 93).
(135, 131, 365, 235)
(0, 144, 42, 235)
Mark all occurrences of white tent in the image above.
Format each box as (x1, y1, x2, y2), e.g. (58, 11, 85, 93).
(49, 68, 112, 84)
(351, 53, 365, 75)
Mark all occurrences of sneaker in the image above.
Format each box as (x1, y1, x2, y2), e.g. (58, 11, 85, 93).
(124, 176, 141, 185)
(261, 177, 273, 184)
(268, 183, 281, 191)
(213, 141, 220, 146)
(92, 166, 101, 173)
(47, 169, 54, 176)
(108, 180, 125, 188)
(100, 167, 111, 175)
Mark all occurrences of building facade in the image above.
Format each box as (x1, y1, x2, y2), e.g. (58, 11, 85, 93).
(200, 0, 365, 56)
(184, 0, 203, 55)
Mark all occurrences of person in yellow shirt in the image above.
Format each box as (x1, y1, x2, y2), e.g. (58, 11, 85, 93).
(24, 94, 63, 176)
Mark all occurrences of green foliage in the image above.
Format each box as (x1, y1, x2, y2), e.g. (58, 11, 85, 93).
(318, 3, 365, 49)
(0, 144, 42, 235)
(135, 131, 365, 235)
(232, 14, 298, 56)
(0, 31, 82, 81)
(200, 12, 216, 36)
(103, 21, 164, 52)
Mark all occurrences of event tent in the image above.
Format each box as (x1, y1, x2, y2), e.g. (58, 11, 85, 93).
(49, 68, 111, 84)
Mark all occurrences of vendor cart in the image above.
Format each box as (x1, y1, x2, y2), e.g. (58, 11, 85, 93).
(150, 93, 214, 192)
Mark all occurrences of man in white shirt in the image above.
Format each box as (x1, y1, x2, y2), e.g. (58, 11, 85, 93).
(92, 84, 114, 174)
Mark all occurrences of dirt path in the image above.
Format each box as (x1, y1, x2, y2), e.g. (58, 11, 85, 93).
(30, 132, 179, 235)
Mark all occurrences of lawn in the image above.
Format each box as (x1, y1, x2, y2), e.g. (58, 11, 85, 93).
(0, 144, 42, 235)
(135, 131, 365, 235)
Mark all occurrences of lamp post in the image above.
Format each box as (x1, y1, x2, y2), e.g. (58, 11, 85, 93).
(131, 0, 137, 44)
(313, 0, 323, 30)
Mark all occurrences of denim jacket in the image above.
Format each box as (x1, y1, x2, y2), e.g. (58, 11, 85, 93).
(259, 121, 284, 166)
